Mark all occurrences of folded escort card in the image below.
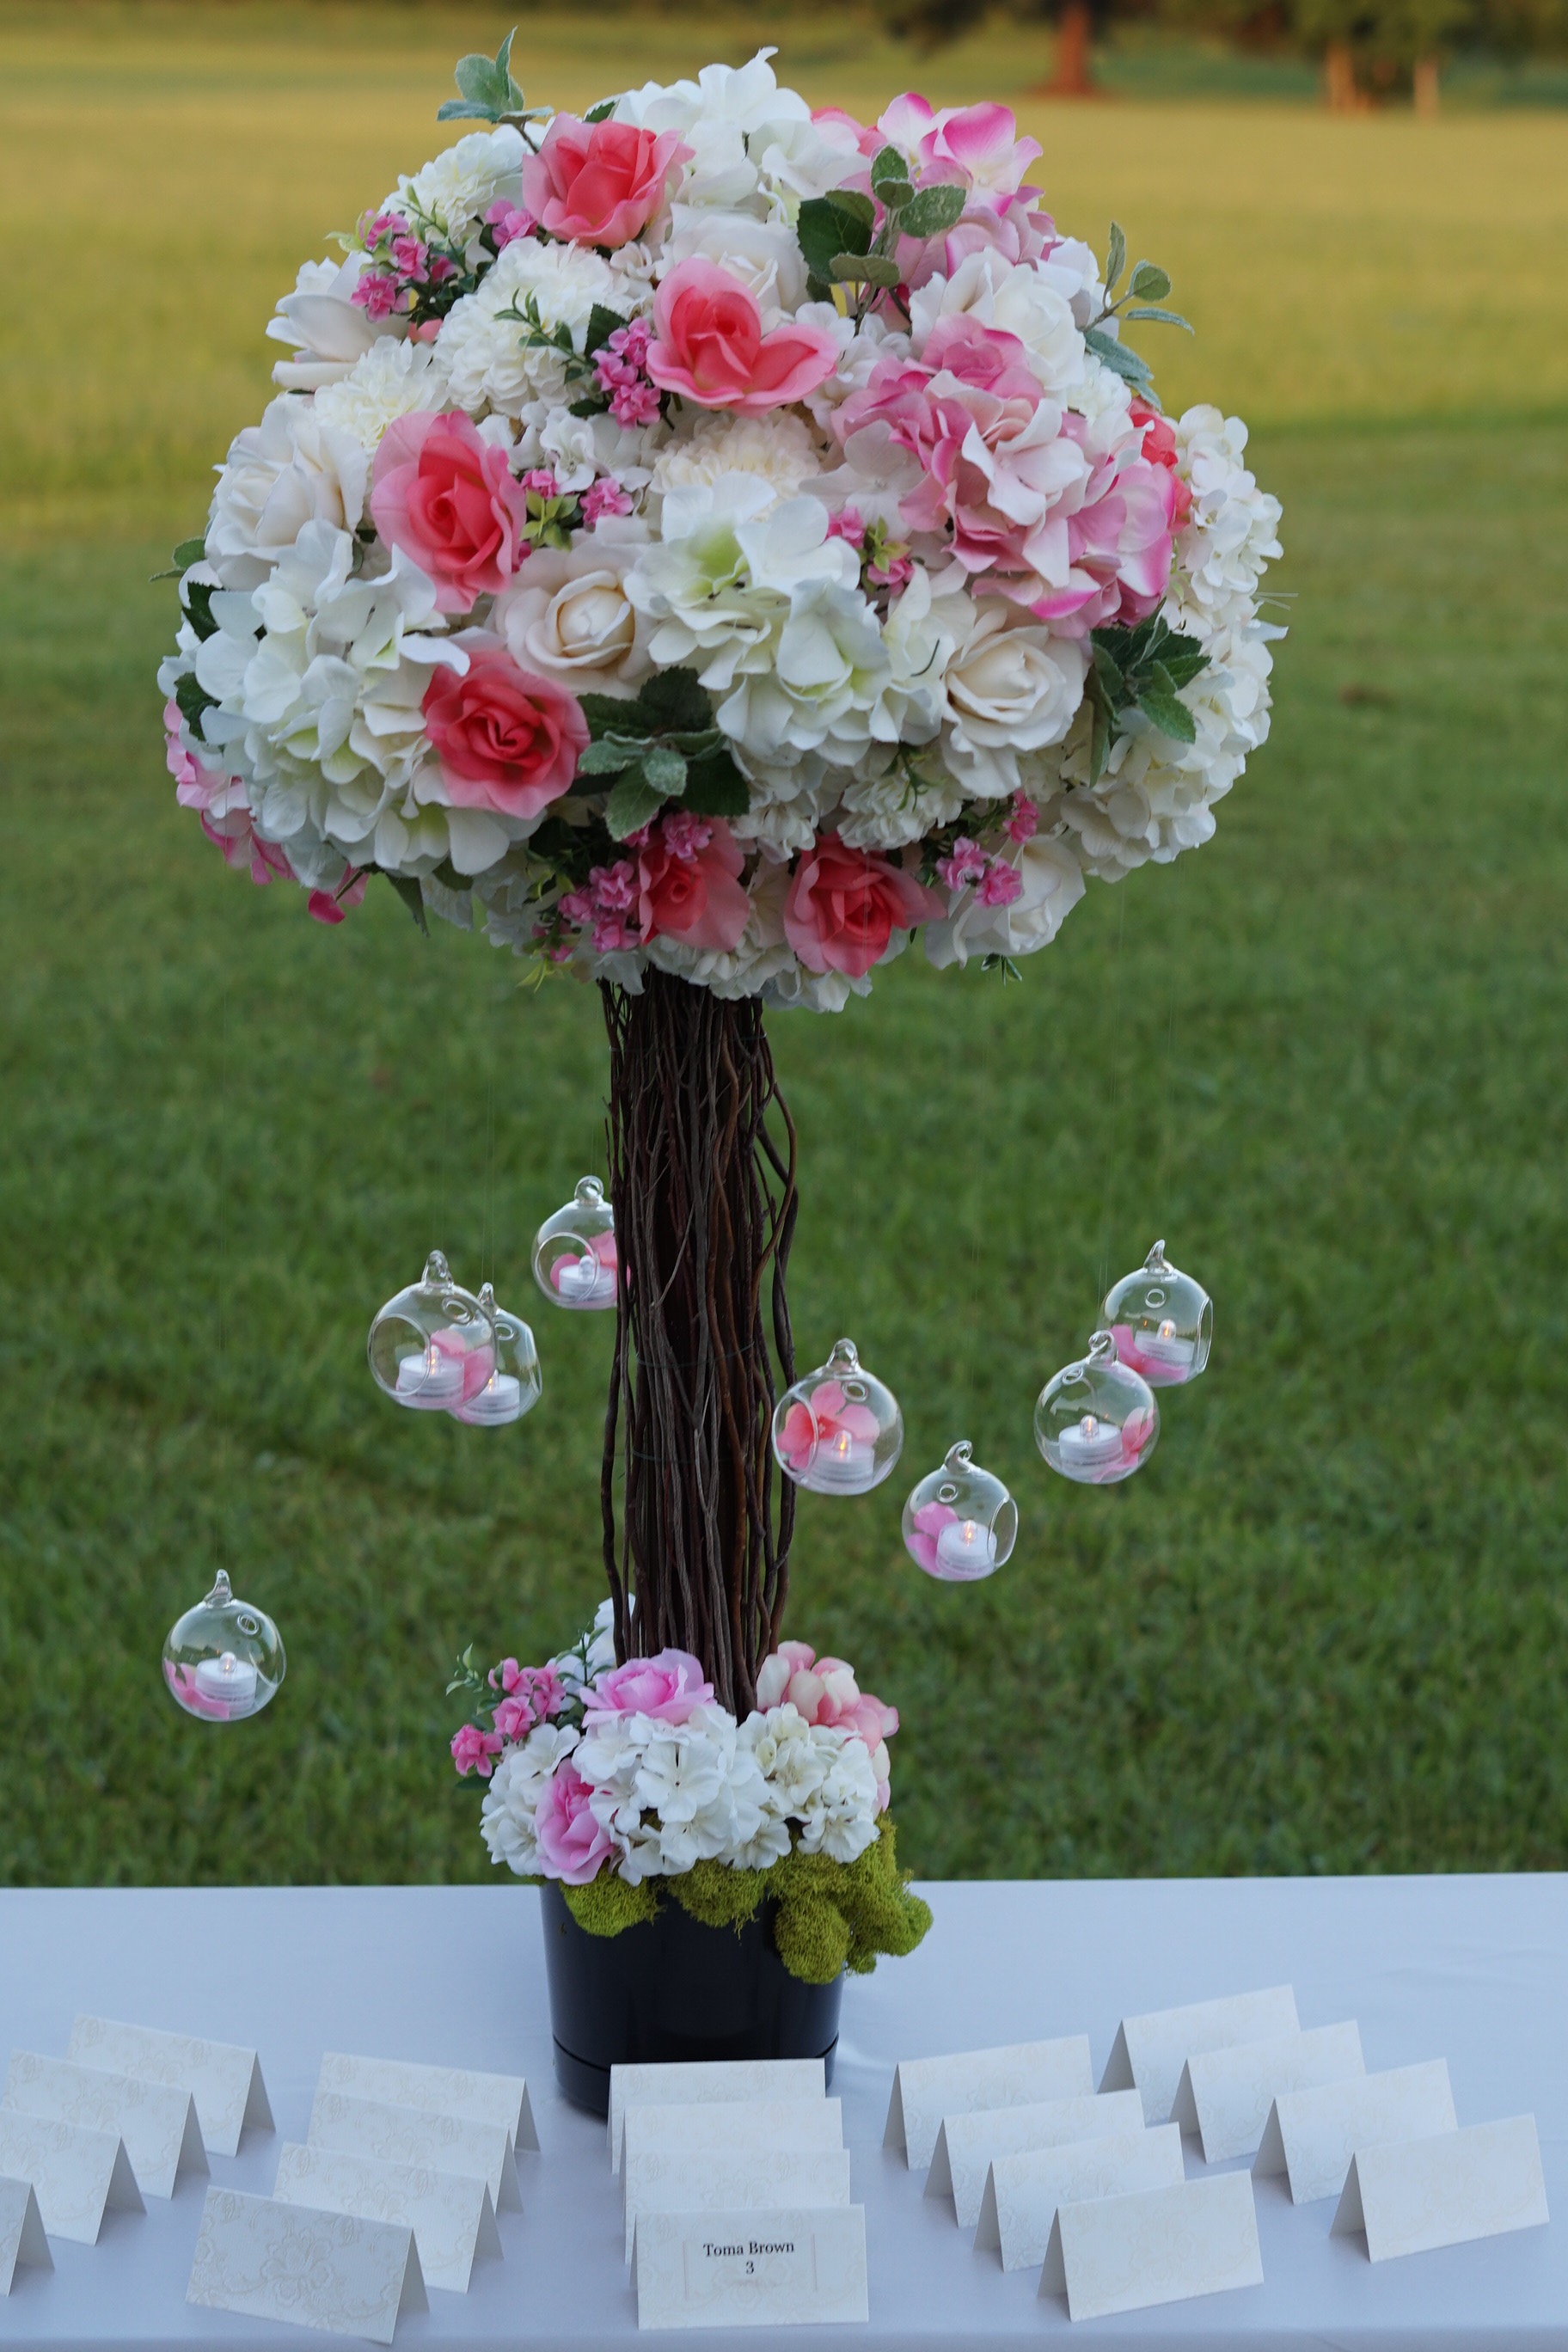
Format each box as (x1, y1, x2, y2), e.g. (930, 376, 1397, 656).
(308, 2091, 520, 2214)
(0, 2113, 142, 2247)
(977, 2126, 1185, 2272)
(67, 2016, 272, 2159)
(622, 2099, 844, 2176)
(609, 2061, 824, 2172)
(1040, 2171, 1264, 2324)
(925, 2090, 1146, 2230)
(187, 2187, 426, 2345)
(1331, 2116, 1548, 2263)
(885, 2037, 1094, 2172)
(1170, 2022, 1364, 2164)
(1253, 2058, 1456, 2205)
(275, 2142, 501, 2295)
(0, 2177, 51, 2294)
(623, 2149, 852, 2263)
(317, 2054, 538, 2153)
(1100, 1986, 1299, 2126)
(4, 2052, 207, 2200)
(634, 2204, 868, 2331)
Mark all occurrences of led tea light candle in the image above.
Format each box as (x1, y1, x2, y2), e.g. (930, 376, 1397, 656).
(1134, 1317, 1196, 1375)
(934, 1516, 998, 1578)
(1057, 1412, 1125, 1472)
(903, 1440, 1015, 1582)
(193, 1651, 259, 1705)
(395, 1342, 464, 1407)
(553, 1251, 616, 1308)
(454, 1370, 524, 1425)
(809, 1429, 878, 1491)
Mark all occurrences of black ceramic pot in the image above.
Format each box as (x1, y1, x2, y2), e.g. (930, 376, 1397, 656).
(540, 1879, 843, 2116)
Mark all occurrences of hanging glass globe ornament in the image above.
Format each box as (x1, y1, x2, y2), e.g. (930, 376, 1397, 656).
(162, 1570, 285, 1724)
(450, 1283, 542, 1426)
(1035, 1331, 1159, 1485)
(1103, 1239, 1212, 1387)
(532, 1177, 618, 1312)
(903, 1442, 1017, 1582)
(367, 1250, 493, 1411)
(771, 1338, 903, 1496)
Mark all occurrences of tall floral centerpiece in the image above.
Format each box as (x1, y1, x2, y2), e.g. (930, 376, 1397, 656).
(159, 36, 1281, 2101)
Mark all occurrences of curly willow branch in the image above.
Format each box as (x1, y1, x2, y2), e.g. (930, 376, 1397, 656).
(599, 973, 798, 1716)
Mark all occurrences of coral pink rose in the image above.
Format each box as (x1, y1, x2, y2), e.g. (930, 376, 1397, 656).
(585, 1649, 714, 1726)
(522, 114, 690, 248)
(534, 1761, 614, 1884)
(646, 260, 838, 416)
(371, 411, 530, 614)
(783, 833, 943, 980)
(423, 636, 587, 821)
(637, 817, 750, 952)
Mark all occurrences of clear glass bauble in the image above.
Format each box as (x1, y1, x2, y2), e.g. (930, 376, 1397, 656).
(450, 1283, 542, 1427)
(1034, 1330, 1159, 1485)
(902, 1442, 1017, 1582)
(771, 1338, 903, 1496)
(1102, 1238, 1213, 1388)
(162, 1571, 285, 1723)
(532, 1177, 618, 1312)
(367, 1249, 493, 1412)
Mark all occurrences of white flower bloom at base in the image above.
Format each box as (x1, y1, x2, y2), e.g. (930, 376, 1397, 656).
(439, 236, 628, 416)
(718, 576, 888, 770)
(740, 1706, 879, 1864)
(624, 475, 795, 689)
(652, 413, 822, 512)
(837, 753, 967, 852)
(481, 1723, 580, 1877)
(1173, 407, 1284, 630)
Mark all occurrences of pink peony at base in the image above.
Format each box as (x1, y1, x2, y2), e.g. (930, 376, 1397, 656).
(370, 411, 531, 614)
(521, 114, 690, 249)
(646, 260, 838, 416)
(423, 636, 588, 821)
(782, 834, 943, 980)
(534, 1760, 614, 1883)
(585, 1648, 714, 1726)
(754, 1640, 898, 1810)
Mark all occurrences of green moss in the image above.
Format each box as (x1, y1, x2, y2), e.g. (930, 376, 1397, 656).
(560, 1871, 659, 1938)
(670, 1857, 770, 1929)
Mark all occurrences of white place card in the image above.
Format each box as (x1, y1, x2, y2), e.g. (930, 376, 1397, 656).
(885, 2037, 1094, 2172)
(187, 2187, 426, 2345)
(308, 2090, 520, 2214)
(0, 2177, 52, 2294)
(1041, 2171, 1265, 2323)
(623, 2149, 852, 2263)
(926, 2090, 1147, 2230)
(67, 2016, 272, 2159)
(622, 2099, 844, 2174)
(1100, 1986, 1299, 2126)
(1171, 2022, 1364, 2163)
(275, 2142, 500, 2295)
(1332, 2116, 1548, 2263)
(4, 2052, 207, 2200)
(0, 2112, 142, 2247)
(977, 2126, 1185, 2272)
(634, 2204, 868, 2331)
(609, 2061, 824, 2172)
(318, 2054, 538, 2153)
(1253, 2058, 1457, 2205)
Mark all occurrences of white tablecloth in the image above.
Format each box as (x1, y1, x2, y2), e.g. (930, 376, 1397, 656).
(0, 1877, 1564, 2349)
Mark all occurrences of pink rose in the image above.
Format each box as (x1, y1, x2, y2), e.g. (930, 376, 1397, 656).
(450, 1724, 503, 1779)
(637, 817, 750, 952)
(782, 833, 943, 980)
(521, 115, 690, 249)
(423, 636, 587, 821)
(370, 411, 530, 614)
(646, 260, 838, 416)
(585, 1649, 714, 1726)
(534, 1761, 613, 1884)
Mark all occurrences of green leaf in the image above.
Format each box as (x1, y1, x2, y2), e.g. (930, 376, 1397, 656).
(1124, 305, 1192, 333)
(604, 773, 666, 839)
(1129, 261, 1171, 302)
(642, 742, 688, 795)
(1105, 219, 1126, 293)
(1136, 666, 1197, 742)
(1087, 690, 1112, 786)
(437, 99, 499, 121)
(1091, 641, 1125, 697)
(174, 536, 205, 569)
(639, 668, 714, 733)
(585, 98, 616, 124)
(897, 182, 967, 240)
(874, 179, 914, 213)
(868, 144, 907, 189)
(430, 858, 469, 892)
(174, 671, 216, 734)
(796, 193, 873, 281)
(584, 302, 628, 357)
(579, 689, 655, 736)
(453, 52, 506, 107)
(1083, 327, 1152, 389)
(1158, 643, 1210, 690)
(383, 870, 429, 934)
(181, 579, 219, 640)
(567, 395, 609, 419)
(681, 752, 750, 819)
(576, 738, 640, 775)
(832, 252, 902, 289)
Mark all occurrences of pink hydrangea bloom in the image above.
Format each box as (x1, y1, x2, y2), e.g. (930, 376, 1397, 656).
(585, 1649, 714, 1726)
(450, 1724, 504, 1779)
(534, 1760, 614, 1883)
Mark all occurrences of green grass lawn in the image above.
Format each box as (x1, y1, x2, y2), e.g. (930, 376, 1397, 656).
(2, 9, 1566, 1887)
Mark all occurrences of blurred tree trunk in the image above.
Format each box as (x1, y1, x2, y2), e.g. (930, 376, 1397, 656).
(1047, 0, 1097, 94)
(1324, 37, 1362, 106)
(1412, 53, 1441, 112)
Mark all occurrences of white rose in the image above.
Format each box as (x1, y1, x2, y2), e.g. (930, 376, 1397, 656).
(661, 205, 806, 320)
(942, 608, 1088, 798)
(924, 832, 1086, 969)
(494, 526, 652, 695)
(205, 397, 369, 591)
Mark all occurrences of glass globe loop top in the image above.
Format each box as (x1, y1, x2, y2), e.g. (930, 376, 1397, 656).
(771, 1338, 903, 1496)
(903, 1441, 1017, 1582)
(1103, 1239, 1212, 1387)
(1035, 1330, 1159, 1485)
(532, 1177, 618, 1312)
(368, 1249, 494, 1411)
(162, 1570, 285, 1723)
(451, 1283, 542, 1427)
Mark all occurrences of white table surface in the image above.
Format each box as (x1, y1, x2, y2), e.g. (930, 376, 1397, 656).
(0, 1877, 1564, 2349)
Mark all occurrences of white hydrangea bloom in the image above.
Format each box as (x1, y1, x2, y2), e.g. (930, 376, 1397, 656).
(718, 578, 889, 771)
(924, 831, 1086, 969)
(389, 126, 524, 243)
(205, 396, 370, 591)
(1173, 406, 1284, 629)
(652, 413, 821, 511)
(740, 1706, 879, 1863)
(481, 1723, 580, 1876)
(310, 340, 452, 452)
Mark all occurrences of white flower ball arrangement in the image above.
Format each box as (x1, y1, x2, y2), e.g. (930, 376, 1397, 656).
(160, 37, 1283, 1010)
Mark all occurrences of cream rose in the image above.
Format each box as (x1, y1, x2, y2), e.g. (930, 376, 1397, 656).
(942, 608, 1088, 799)
(924, 832, 1086, 970)
(493, 523, 653, 695)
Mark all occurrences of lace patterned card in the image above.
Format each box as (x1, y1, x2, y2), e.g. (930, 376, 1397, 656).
(307, 2090, 521, 2214)
(274, 2142, 501, 2295)
(317, 2054, 537, 2152)
(67, 2016, 271, 2159)
(1170, 2022, 1364, 2163)
(1040, 2172, 1265, 2323)
(187, 2187, 426, 2344)
(1253, 2059, 1457, 2204)
(1099, 1987, 1300, 2126)
(0, 2177, 51, 2294)
(884, 2037, 1094, 2171)
(0, 2113, 142, 2247)
(925, 2090, 1146, 2229)
(609, 2061, 824, 2173)
(977, 2127, 1185, 2271)
(1332, 2116, 1548, 2263)
(623, 2148, 852, 2263)
(3, 2052, 207, 2199)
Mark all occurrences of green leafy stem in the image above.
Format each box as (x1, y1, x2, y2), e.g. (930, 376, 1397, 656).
(1086, 612, 1210, 782)
(795, 158, 971, 314)
(1082, 220, 1192, 402)
(574, 667, 750, 841)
